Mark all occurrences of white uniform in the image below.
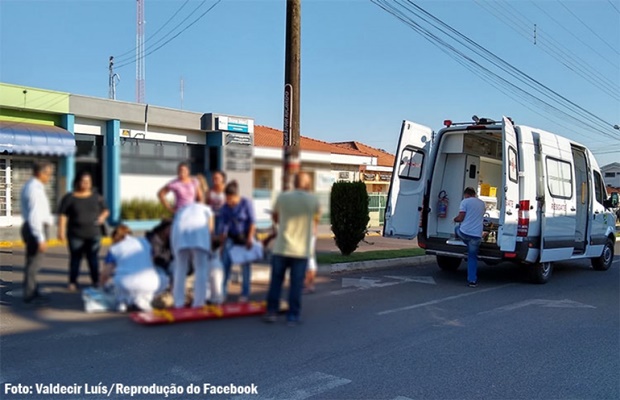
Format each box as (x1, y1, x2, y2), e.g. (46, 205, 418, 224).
(109, 236, 168, 311)
(171, 203, 222, 307)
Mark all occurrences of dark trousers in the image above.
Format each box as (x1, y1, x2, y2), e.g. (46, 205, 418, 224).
(266, 255, 308, 321)
(21, 223, 43, 300)
(68, 236, 101, 286)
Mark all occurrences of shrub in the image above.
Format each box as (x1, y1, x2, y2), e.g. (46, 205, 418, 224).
(121, 199, 172, 220)
(330, 181, 370, 255)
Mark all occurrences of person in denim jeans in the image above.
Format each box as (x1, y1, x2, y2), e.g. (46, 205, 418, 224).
(453, 187, 486, 287)
(58, 171, 109, 291)
(264, 173, 320, 325)
(219, 181, 256, 302)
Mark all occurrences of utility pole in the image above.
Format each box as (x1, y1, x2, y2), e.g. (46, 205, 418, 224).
(282, 0, 301, 191)
(108, 56, 120, 100)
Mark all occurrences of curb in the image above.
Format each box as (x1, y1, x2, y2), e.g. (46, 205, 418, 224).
(327, 255, 436, 273)
(232, 255, 435, 284)
(0, 237, 113, 249)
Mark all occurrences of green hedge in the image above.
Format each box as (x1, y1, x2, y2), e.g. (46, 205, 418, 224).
(121, 199, 172, 220)
(330, 181, 370, 255)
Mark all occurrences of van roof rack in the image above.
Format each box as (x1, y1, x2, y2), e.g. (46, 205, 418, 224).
(443, 115, 503, 128)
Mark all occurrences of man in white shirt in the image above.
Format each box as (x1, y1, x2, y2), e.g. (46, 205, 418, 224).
(453, 187, 486, 287)
(20, 160, 54, 303)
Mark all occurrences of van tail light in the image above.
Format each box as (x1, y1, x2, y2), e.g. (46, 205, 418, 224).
(517, 200, 530, 237)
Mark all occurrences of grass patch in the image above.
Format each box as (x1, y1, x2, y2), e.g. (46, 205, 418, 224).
(317, 248, 425, 264)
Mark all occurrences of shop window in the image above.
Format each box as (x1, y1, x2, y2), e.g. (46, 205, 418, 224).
(120, 138, 204, 175)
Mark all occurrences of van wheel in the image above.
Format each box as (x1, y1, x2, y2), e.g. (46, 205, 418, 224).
(530, 262, 553, 284)
(591, 238, 614, 271)
(436, 256, 462, 271)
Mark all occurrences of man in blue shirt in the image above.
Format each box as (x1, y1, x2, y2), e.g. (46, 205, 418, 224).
(20, 160, 54, 304)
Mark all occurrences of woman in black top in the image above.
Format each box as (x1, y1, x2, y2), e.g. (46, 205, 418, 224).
(57, 171, 109, 291)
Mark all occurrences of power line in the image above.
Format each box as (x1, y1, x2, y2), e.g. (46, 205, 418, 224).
(608, 0, 620, 14)
(475, 0, 619, 100)
(401, 0, 617, 133)
(529, 1, 618, 70)
(115, 0, 208, 65)
(116, 0, 222, 70)
(115, 0, 210, 66)
(371, 0, 619, 142)
(557, 0, 620, 56)
(115, 0, 191, 60)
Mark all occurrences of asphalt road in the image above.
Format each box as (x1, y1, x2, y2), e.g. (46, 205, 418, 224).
(1, 243, 618, 400)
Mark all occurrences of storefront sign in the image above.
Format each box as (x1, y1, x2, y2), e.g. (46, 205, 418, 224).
(338, 172, 350, 179)
(217, 116, 254, 134)
(363, 173, 376, 181)
(380, 174, 391, 181)
(225, 133, 252, 146)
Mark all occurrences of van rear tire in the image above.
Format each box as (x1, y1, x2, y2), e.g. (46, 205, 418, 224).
(591, 238, 614, 271)
(436, 256, 462, 271)
(530, 262, 553, 284)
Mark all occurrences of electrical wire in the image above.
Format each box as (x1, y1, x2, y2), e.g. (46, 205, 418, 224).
(479, 0, 620, 98)
(370, 0, 619, 142)
(475, 0, 620, 101)
(115, 0, 222, 70)
(557, 0, 620, 56)
(528, 1, 618, 70)
(114, 0, 191, 60)
(608, 0, 620, 14)
(398, 0, 618, 133)
(114, 0, 209, 65)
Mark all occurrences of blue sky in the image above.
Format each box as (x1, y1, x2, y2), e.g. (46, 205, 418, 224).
(1, 0, 619, 167)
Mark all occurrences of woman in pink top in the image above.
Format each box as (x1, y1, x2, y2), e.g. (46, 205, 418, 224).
(158, 162, 203, 213)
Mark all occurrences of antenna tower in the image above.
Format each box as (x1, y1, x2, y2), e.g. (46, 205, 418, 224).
(136, 0, 146, 103)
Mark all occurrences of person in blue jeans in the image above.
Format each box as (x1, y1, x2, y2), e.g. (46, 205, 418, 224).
(453, 187, 486, 287)
(264, 173, 320, 325)
(219, 181, 256, 302)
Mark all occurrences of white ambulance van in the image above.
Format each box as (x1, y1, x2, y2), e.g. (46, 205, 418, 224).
(383, 116, 618, 283)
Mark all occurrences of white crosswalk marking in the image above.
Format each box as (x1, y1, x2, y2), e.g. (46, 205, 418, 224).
(233, 371, 351, 400)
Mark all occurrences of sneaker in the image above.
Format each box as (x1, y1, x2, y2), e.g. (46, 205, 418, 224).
(468, 281, 478, 288)
(67, 283, 78, 292)
(263, 313, 277, 323)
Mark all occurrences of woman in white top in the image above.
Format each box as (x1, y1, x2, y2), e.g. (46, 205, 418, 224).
(101, 225, 169, 312)
(171, 202, 223, 308)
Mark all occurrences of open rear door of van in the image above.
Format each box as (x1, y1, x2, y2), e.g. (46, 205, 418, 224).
(498, 116, 519, 252)
(383, 120, 432, 239)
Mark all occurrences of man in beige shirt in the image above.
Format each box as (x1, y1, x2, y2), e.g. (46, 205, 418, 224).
(265, 172, 320, 325)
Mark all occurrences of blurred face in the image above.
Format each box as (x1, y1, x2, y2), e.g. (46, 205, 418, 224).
(78, 174, 92, 191)
(177, 165, 190, 180)
(37, 166, 53, 184)
(213, 172, 224, 187)
(225, 193, 240, 207)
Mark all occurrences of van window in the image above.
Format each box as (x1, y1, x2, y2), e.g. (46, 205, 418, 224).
(593, 171, 604, 204)
(508, 146, 518, 183)
(546, 157, 572, 199)
(398, 147, 425, 180)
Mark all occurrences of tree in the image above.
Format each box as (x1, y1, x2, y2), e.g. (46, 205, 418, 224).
(330, 181, 370, 255)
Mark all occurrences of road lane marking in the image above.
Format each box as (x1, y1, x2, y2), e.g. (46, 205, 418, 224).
(233, 371, 351, 400)
(384, 275, 436, 285)
(479, 299, 596, 315)
(377, 284, 515, 315)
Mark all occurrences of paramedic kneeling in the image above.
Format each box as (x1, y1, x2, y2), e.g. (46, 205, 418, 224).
(453, 187, 486, 288)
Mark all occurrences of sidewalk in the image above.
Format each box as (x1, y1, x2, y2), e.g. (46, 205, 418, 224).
(0, 223, 384, 248)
